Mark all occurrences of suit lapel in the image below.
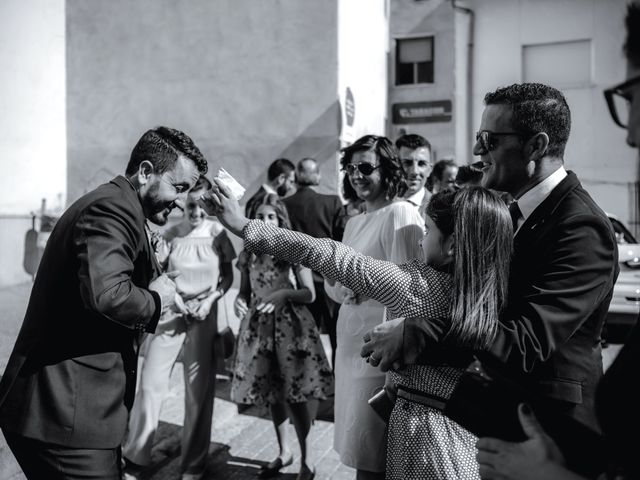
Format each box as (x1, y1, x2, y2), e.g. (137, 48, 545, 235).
(514, 171, 580, 243)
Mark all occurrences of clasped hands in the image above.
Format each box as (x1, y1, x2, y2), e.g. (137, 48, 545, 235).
(149, 271, 220, 321)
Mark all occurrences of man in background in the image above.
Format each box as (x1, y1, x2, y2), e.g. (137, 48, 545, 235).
(396, 133, 432, 218)
(244, 158, 295, 216)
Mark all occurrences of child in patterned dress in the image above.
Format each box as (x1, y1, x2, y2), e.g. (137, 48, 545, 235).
(231, 193, 333, 480)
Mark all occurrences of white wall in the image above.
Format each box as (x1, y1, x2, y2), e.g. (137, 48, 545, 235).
(471, 0, 635, 227)
(0, 0, 66, 287)
(338, 0, 389, 143)
(0, 0, 66, 215)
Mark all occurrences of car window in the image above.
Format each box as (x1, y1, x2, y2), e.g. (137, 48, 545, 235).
(609, 217, 638, 244)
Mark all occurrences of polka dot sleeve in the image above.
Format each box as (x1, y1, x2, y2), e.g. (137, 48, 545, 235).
(243, 219, 451, 319)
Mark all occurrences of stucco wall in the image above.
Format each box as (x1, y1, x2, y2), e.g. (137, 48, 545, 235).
(0, 0, 66, 287)
(389, 0, 457, 160)
(471, 0, 635, 228)
(338, 0, 389, 143)
(66, 0, 341, 202)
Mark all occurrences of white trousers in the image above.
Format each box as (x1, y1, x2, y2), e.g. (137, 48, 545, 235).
(122, 311, 217, 474)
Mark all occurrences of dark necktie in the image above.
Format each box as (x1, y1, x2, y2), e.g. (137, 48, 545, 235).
(509, 201, 521, 232)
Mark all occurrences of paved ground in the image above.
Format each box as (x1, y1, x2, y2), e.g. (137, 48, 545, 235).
(0, 281, 625, 480)
(0, 282, 353, 480)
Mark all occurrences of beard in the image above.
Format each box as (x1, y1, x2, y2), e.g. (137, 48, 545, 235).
(276, 183, 290, 197)
(148, 207, 172, 226)
(142, 181, 175, 223)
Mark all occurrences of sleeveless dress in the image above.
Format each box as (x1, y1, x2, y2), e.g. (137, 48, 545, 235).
(230, 253, 333, 406)
(325, 202, 424, 472)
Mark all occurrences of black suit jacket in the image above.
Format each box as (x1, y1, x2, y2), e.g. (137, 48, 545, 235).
(244, 185, 268, 218)
(0, 176, 162, 448)
(406, 171, 618, 429)
(282, 186, 344, 242)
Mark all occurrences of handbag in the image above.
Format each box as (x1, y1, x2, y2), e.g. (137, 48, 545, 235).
(216, 294, 236, 360)
(368, 386, 395, 423)
(443, 354, 606, 477)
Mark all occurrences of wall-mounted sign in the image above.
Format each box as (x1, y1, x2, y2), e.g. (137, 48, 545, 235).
(345, 87, 355, 127)
(392, 100, 452, 124)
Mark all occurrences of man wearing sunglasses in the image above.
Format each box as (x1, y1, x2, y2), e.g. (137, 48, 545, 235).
(395, 133, 433, 219)
(363, 82, 618, 436)
(470, 5, 640, 480)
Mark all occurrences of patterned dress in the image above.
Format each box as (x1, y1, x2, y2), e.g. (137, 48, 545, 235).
(230, 252, 333, 406)
(242, 220, 481, 479)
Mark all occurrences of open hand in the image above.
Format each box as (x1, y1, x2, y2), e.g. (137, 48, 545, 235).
(476, 404, 572, 480)
(198, 178, 249, 237)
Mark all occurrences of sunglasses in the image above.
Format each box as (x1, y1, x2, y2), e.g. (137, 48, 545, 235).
(343, 162, 380, 176)
(475, 130, 523, 152)
(604, 75, 640, 128)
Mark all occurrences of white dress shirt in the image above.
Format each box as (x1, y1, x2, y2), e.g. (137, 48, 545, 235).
(513, 166, 567, 233)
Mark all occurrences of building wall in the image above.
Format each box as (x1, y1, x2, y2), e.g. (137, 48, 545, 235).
(66, 0, 341, 202)
(338, 0, 390, 144)
(471, 0, 636, 229)
(388, 0, 457, 161)
(0, 0, 66, 287)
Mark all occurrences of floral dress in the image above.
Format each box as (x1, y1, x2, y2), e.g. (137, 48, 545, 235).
(230, 252, 334, 406)
(242, 220, 481, 480)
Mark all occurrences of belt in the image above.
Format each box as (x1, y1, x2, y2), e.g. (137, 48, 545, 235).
(397, 386, 447, 410)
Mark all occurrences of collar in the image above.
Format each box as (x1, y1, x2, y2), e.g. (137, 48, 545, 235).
(516, 166, 567, 224)
(405, 187, 426, 207)
(262, 183, 277, 195)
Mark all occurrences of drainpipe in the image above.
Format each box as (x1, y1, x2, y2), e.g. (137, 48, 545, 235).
(451, 0, 474, 164)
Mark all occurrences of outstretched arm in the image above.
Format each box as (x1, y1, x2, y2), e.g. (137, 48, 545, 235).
(201, 178, 418, 315)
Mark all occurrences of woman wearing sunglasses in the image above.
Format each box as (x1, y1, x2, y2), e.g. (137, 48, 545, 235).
(317, 135, 423, 479)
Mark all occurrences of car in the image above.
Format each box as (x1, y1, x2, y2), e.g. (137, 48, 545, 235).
(605, 214, 640, 342)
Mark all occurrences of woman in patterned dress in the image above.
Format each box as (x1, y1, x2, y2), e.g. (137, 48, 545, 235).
(202, 185, 513, 479)
(230, 194, 333, 480)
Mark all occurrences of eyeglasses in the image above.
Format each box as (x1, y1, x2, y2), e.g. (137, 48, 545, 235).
(475, 130, 523, 153)
(604, 75, 640, 128)
(343, 162, 380, 176)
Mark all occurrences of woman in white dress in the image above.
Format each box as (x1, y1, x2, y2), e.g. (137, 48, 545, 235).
(327, 135, 424, 479)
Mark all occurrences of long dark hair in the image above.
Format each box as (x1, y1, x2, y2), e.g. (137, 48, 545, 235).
(427, 187, 512, 349)
(340, 135, 407, 202)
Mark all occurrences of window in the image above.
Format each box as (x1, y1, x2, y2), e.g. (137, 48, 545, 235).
(395, 36, 434, 85)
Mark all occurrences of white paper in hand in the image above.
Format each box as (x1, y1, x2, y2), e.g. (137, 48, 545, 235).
(215, 168, 246, 200)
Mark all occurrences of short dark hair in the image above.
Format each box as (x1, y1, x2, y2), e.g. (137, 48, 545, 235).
(395, 133, 432, 154)
(267, 158, 295, 182)
(455, 164, 484, 186)
(431, 158, 458, 181)
(625, 2, 640, 68)
(126, 126, 208, 176)
(340, 135, 406, 202)
(484, 83, 571, 159)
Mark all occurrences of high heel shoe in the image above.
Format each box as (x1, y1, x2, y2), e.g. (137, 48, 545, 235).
(295, 465, 315, 480)
(257, 455, 293, 478)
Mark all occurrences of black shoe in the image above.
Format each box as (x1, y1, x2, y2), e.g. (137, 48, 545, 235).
(257, 456, 293, 478)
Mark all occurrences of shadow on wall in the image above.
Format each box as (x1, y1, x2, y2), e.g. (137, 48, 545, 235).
(241, 100, 342, 203)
